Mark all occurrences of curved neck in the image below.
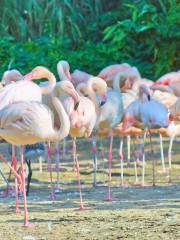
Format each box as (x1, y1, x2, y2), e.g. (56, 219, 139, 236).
(49, 96, 70, 141)
(112, 72, 125, 92)
(87, 79, 100, 114)
(57, 64, 69, 81)
(40, 72, 56, 94)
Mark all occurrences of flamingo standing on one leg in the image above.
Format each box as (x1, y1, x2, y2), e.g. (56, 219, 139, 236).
(81, 76, 124, 200)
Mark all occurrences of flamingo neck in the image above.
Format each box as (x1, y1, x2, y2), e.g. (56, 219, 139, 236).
(49, 96, 70, 141)
(40, 72, 56, 95)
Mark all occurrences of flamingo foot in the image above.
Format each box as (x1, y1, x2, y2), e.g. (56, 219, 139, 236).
(24, 222, 36, 228)
(75, 206, 91, 211)
(50, 192, 56, 200)
(105, 194, 113, 201)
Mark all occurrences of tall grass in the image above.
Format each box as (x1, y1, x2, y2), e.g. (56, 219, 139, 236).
(0, 0, 106, 42)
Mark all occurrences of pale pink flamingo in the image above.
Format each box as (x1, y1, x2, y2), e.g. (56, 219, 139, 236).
(122, 85, 168, 186)
(1, 69, 23, 85)
(97, 63, 132, 80)
(79, 75, 124, 200)
(0, 93, 70, 227)
(151, 82, 180, 97)
(42, 80, 81, 198)
(154, 71, 180, 85)
(66, 77, 107, 209)
(0, 66, 56, 211)
(57, 60, 92, 87)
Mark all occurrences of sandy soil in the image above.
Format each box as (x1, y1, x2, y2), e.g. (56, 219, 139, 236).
(0, 136, 180, 239)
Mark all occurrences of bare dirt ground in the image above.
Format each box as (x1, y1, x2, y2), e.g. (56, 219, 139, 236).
(0, 136, 180, 240)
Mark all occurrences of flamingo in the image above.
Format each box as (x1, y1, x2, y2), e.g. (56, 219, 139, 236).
(154, 71, 180, 85)
(57, 60, 92, 87)
(97, 63, 132, 80)
(1, 69, 23, 85)
(79, 75, 124, 200)
(0, 66, 56, 211)
(0, 66, 56, 111)
(163, 98, 180, 183)
(122, 85, 168, 186)
(0, 89, 70, 227)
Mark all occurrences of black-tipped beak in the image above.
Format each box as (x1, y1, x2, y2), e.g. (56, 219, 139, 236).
(74, 101, 80, 110)
(100, 101, 106, 106)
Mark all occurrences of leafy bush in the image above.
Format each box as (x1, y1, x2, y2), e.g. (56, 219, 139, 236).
(0, 1, 179, 80)
(103, 0, 180, 79)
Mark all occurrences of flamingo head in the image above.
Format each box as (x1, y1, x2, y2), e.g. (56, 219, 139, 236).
(89, 77, 107, 105)
(139, 84, 151, 101)
(57, 60, 71, 80)
(24, 66, 51, 80)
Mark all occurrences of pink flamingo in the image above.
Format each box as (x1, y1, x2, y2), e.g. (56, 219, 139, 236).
(57, 60, 92, 87)
(154, 71, 180, 85)
(97, 63, 132, 80)
(0, 66, 56, 210)
(80, 76, 124, 200)
(122, 85, 168, 186)
(0, 89, 70, 227)
(1, 69, 23, 85)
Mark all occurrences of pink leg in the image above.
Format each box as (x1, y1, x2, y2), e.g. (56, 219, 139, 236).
(106, 135, 113, 201)
(54, 143, 62, 191)
(73, 138, 84, 210)
(47, 143, 56, 200)
(12, 145, 21, 213)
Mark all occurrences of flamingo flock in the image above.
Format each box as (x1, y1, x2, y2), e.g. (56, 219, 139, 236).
(0, 61, 179, 227)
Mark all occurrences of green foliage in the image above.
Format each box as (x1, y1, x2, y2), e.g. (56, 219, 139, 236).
(103, 0, 180, 78)
(0, 1, 179, 80)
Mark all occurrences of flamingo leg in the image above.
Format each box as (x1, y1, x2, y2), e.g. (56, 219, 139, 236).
(54, 142, 62, 191)
(106, 135, 113, 201)
(168, 136, 174, 184)
(73, 138, 84, 210)
(20, 145, 29, 227)
(100, 138, 106, 185)
(39, 156, 43, 173)
(133, 136, 139, 185)
(47, 142, 56, 200)
(148, 130, 156, 186)
(159, 133, 166, 173)
(141, 131, 147, 186)
(62, 138, 67, 160)
(127, 135, 131, 165)
(12, 145, 21, 213)
(119, 138, 124, 186)
(92, 136, 97, 187)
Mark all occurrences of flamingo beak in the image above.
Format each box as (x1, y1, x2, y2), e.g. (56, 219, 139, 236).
(23, 72, 33, 81)
(100, 94, 107, 106)
(66, 70, 71, 81)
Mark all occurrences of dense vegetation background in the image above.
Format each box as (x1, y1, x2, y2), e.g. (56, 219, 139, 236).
(0, 0, 179, 80)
